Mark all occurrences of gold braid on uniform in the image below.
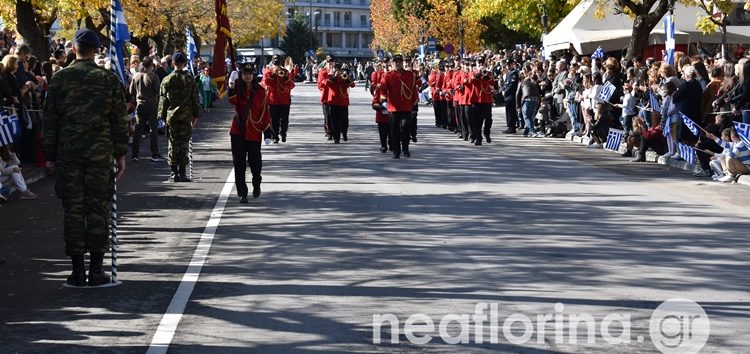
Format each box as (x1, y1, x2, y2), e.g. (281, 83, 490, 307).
(399, 72, 414, 100)
(249, 91, 269, 133)
(275, 76, 290, 95)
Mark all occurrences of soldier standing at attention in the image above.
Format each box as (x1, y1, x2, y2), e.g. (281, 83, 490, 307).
(158, 51, 201, 182)
(42, 29, 129, 287)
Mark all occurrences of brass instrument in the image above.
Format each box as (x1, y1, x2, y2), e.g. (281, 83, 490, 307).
(339, 71, 350, 81)
(276, 66, 289, 79)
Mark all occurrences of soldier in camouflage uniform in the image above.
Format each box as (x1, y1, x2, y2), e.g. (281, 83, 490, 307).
(42, 29, 129, 287)
(158, 52, 201, 182)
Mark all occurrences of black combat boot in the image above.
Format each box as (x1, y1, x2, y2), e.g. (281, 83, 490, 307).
(88, 252, 111, 286)
(178, 165, 191, 182)
(169, 165, 179, 182)
(66, 254, 87, 287)
(252, 176, 262, 199)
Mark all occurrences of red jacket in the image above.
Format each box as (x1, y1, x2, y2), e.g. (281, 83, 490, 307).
(428, 70, 444, 102)
(229, 84, 272, 142)
(372, 87, 389, 124)
(262, 69, 295, 105)
(442, 70, 454, 101)
(324, 77, 355, 106)
(454, 71, 471, 105)
(380, 69, 419, 112)
(317, 68, 329, 103)
(470, 73, 495, 104)
(370, 70, 384, 95)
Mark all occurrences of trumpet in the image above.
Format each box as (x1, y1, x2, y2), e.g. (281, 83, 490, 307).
(276, 66, 289, 79)
(339, 71, 350, 81)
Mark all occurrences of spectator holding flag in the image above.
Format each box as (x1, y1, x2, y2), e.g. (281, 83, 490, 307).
(716, 128, 750, 182)
(672, 65, 703, 145)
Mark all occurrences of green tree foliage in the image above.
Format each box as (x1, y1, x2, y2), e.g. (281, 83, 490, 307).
(280, 14, 317, 65)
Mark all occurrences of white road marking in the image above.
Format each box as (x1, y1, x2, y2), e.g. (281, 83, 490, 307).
(146, 169, 235, 354)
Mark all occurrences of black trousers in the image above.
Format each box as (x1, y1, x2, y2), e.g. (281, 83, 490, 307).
(433, 100, 443, 126)
(472, 103, 492, 143)
(410, 104, 418, 139)
(446, 101, 456, 130)
(696, 138, 723, 170)
(461, 104, 473, 139)
(378, 122, 390, 148)
(269, 104, 291, 139)
(328, 105, 349, 142)
(389, 111, 412, 155)
(455, 103, 466, 137)
(638, 136, 667, 158)
(505, 100, 518, 132)
(322, 103, 331, 135)
(132, 106, 159, 157)
(231, 134, 262, 198)
(435, 100, 448, 127)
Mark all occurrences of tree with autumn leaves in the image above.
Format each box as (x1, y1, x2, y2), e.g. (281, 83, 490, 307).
(0, 0, 285, 61)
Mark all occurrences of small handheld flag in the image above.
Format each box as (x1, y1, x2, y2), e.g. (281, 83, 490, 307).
(734, 122, 750, 147)
(679, 112, 700, 137)
(604, 128, 625, 152)
(597, 81, 616, 102)
(591, 46, 605, 59)
(109, 0, 130, 86)
(677, 143, 696, 164)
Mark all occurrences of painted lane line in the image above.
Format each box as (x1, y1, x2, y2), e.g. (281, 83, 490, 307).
(146, 169, 235, 354)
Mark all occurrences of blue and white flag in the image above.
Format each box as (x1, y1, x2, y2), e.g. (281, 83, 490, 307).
(734, 122, 750, 147)
(597, 81, 616, 102)
(678, 142, 696, 164)
(591, 46, 605, 59)
(0, 112, 19, 147)
(679, 112, 700, 137)
(649, 91, 661, 112)
(604, 128, 624, 152)
(109, 0, 130, 86)
(664, 14, 675, 65)
(186, 27, 198, 75)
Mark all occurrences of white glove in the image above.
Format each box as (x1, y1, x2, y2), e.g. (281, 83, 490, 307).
(264, 138, 272, 145)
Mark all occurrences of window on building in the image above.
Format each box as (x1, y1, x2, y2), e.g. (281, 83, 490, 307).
(328, 33, 342, 48)
(344, 12, 352, 27)
(361, 33, 372, 48)
(360, 15, 367, 28)
(346, 33, 359, 48)
(324, 13, 331, 26)
(334, 12, 341, 27)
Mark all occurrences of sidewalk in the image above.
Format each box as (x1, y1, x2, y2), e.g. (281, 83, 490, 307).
(565, 131, 750, 188)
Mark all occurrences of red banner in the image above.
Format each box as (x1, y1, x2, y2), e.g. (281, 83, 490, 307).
(209, 0, 236, 98)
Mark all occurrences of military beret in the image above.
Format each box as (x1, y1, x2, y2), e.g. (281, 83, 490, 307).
(172, 51, 188, 64)
(73, 29, 101, 49)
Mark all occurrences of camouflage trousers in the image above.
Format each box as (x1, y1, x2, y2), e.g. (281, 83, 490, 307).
(55, 159, 113, 256)
(166, 120, 192, 167)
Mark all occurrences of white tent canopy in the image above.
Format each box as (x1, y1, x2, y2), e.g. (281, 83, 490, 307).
(545, 0, 750, 56)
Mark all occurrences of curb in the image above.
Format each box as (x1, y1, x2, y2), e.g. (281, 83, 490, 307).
(2, 166, 47, 197)
(564, 132, 750, 187)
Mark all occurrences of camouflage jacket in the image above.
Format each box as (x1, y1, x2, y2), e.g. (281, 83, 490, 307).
(158, 69, 201, 124)
(42, 59, 129, 163)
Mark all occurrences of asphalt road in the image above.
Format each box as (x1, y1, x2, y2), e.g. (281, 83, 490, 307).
(1, 83, 748, 354)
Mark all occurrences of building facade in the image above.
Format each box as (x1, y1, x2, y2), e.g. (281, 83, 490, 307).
(243, 0, 374, 63)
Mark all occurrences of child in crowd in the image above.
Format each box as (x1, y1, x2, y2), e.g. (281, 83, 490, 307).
(706, 128, 733, 180)
(0, 146, 37, 201)
(717, 128, 750, 183)
(660, 81, 678, 158)
(617, 81, 637, 136)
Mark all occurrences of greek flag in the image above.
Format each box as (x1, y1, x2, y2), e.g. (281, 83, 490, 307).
(591, 46, 605, 59)
(664, 14, 675, 65)
(109, 0, 130, 86)
(679, 112, 700, 137)
(604, 128, 624, 152)
(735, 122, 750, 147)
(0, 112, 19, 147)
(649, 91, 661, 112)
(678, 143, 696, 165)
(597, 81, 616, 102)
(186, 27, 198, 75)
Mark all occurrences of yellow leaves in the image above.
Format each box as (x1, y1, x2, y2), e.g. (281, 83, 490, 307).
(696, 15, 718, 33)
(593, 0, 608, 19)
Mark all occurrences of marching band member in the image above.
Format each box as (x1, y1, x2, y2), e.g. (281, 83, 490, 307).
(404, 55, 421, 143)
(428, 62, 446, 129)
(380, 54, 418, 159)
(262, 55, 295, 143)
(323, 62, 355, 144)
(442, 61, 456, 132)
(371, 85, 391, 153)
(229, 64, 271, 202)
(317, 55, 335, 140)
(470, 60, 495, 145)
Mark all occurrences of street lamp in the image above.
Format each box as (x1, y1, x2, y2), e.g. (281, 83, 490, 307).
(307, 9, 321, 56)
